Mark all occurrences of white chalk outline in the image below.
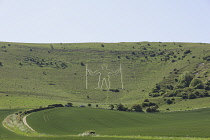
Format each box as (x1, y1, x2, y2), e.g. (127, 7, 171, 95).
(86, 64, 123, 90)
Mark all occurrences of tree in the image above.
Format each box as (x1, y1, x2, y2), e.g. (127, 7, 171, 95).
(151, 105, 159, 112)
(116, 104, 127, 111)
(0, 62, 3, 66)
(166, 99, 173, 104)
(181, 92, 188, 99)
(204, 80, 210, 90)
(146, 107, 152, 112)
(19, 62, 23, 66)
(131, 104, 143, 112)
(193, 90, 200, 96)
(146, 105, 159, 113)
(109, 104, 114, 110)
(184, 50, 191, 54)
(177, 71, 193, 88)
(142, 102, 149, 107)
(88, 103, 91, 107)
(190, 78, 204, 89)
(67, 102, 73, 107)
(203, 91, 209, 97)
(188, 92, 197, 99)
(81, 62, 85, 66)
(144, 99, 149, 102)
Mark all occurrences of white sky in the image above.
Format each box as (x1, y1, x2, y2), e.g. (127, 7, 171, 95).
(0, 0, 210, 43)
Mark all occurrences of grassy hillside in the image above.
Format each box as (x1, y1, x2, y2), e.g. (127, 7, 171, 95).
(27, 107, 210, 137)
(0, 42, 210, 110)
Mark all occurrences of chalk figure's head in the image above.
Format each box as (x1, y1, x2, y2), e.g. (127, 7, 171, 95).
(101, 64, 108, 70)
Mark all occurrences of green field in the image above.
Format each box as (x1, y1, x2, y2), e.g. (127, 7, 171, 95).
(0, 109, 138, 140)
(27, 107, 210, 138)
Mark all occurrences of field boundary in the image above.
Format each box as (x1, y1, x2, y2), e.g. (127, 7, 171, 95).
(23, 114, 35, 132)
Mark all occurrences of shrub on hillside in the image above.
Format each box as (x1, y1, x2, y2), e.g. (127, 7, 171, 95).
(110, 89, 120, 92)
(173, 89, 182, 97)
(203, 91, 209, 97)
(204, 80, 210, 90)
(166, 85, 174, 90)
(190, 78, 204, 89)
(109, 104, 114, 110)
(142, 102, 149, 107)
(151, 88, 159, 93)
(67, 102, 73, 107)
(81, 62, 85, 66)
(149, 92, 161, 97)
(146, 105, 159, 113)
(142, 102, 157, 107)
(181, 92, 188, 99)
(163, 91, 174, 97)
(193, 90, 201, 96)
(131, 104, 143, 112)
(188, 92, 197, 99)
(146, 107, 152, 112)
(144, 99, 149, 102)
(116, 104, 127, 111)
(166, 99, 173, 104)
(184, 50, 191, 54)
(177, 71, 193, 88)
(48, 104, 64, 107)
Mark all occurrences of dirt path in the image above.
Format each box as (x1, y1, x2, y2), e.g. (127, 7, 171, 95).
(23, 114, 35, 132)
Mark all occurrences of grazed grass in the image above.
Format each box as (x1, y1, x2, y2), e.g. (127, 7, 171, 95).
(1, 42, 210, 111)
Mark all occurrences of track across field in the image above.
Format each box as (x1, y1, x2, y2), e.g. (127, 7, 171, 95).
(27, 107, 210, 137)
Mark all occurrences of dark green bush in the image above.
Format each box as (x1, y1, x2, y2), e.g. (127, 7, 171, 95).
(177, 71, 193, 88)
(188, 92, 197, 99)
(166, 85, 174, 90)
(151, 88, 159, 93)
(149, 93, 161, 97)
(166, 99, 173, 104)
(190, 78, 204, 89)
(146, 105, 159, 113)
(204, 80, 210, 90)
(146, 107, 152, 112)
(109, 104, 114, 110)
(142, 102, 149, 107)
(67, 102, 73, 107)
(203, 91, 209, 97)
(184, 50, 191, 54)
(116, 104, 127, 111)
(182, 92, 188, 99)
(173, 89, 182, 97)
(144, 99, 149, 102)
(131, 104, 143, 112)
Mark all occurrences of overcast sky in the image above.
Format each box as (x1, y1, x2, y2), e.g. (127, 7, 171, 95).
(0, 0, 210, 43)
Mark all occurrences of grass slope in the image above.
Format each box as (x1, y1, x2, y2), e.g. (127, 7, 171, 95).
(0, 41, 210, 110)
(27, 107, 210, 138)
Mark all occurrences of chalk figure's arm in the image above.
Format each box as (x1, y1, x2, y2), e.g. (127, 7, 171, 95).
(109, 69, 120, 75)
(87, 69, 99, 75)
